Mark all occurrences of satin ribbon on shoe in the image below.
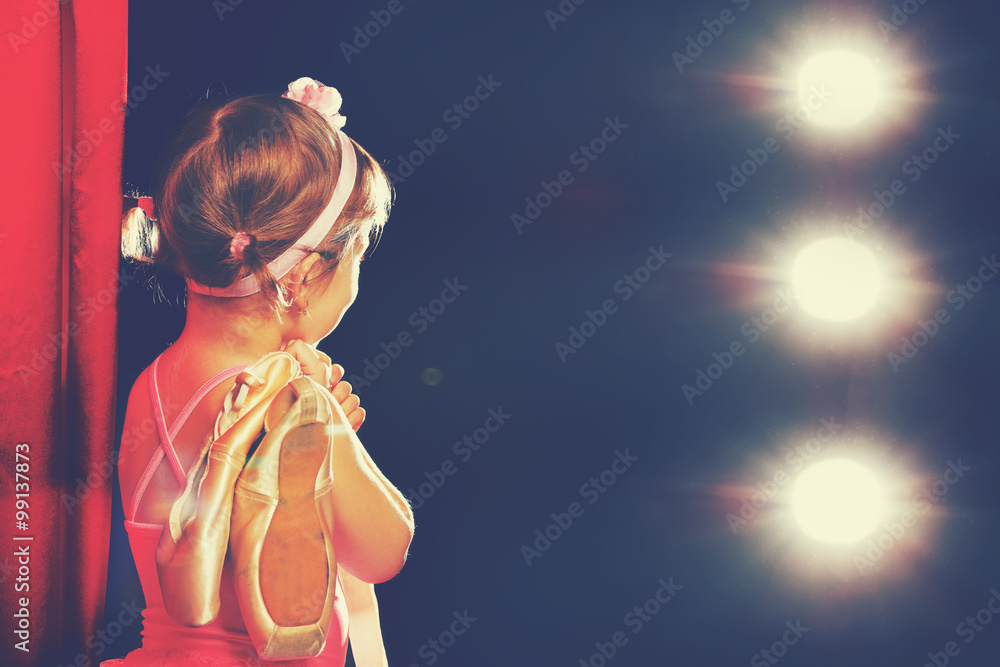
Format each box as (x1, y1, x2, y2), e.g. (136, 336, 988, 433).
(155, 352, 301, 627)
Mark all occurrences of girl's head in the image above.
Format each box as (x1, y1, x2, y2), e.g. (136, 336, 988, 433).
(122, 88, 393, 342)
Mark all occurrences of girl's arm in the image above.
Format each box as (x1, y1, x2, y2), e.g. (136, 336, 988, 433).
(341, 569, 389, 667)
(284, 340, 415, 521)
(325, 395, 415, 582)
(283, 340, 415, 582)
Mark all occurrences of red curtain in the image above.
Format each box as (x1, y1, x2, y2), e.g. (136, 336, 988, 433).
(0, 1, 127, 665)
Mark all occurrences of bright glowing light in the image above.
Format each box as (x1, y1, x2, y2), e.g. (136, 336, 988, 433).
(792, 459, 885, 544)
(792, 238, 882, 322)
(798, 51, 882, 127)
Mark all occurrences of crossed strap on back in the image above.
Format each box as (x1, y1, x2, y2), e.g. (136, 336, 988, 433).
(127, 356, 247, 524)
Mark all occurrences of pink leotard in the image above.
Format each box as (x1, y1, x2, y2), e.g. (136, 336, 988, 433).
(102, 356, 349, 666)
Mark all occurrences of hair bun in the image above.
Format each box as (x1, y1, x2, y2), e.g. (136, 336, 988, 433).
(121, 204, 161, 264)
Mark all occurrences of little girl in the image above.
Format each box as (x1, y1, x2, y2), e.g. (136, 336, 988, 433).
(104, 77, 414, 666)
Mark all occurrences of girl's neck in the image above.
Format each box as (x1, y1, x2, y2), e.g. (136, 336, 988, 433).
(169, 295, 286, 368)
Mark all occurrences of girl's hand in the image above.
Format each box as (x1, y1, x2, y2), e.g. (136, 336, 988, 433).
(281, 339, 366, 431)
(281, 339, 333, 385)
(328, 362, 366, 432)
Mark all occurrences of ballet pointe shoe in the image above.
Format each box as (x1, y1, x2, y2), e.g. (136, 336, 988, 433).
(230, 376, 343, 660)
(156, 351, 300, 627)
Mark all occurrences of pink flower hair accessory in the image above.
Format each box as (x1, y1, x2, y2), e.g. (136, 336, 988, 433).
(282, 77, 347, 130)
(229, 232, 254, 260)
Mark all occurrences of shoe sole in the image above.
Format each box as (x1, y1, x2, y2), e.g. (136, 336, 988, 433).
(259, 420, 330, 627)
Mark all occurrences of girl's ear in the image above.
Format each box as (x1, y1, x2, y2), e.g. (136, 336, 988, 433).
(285, 252, 323, 298)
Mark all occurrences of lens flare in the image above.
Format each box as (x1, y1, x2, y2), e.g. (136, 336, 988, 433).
(798, 50, 882, 127)
(791, 237, 882, 322)
(792, 459, 885, 545)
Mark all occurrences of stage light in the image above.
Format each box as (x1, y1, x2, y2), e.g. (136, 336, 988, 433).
(791, 237, 882, 322)
(798, 50, 882, 128)
(791, 459, 885, 544)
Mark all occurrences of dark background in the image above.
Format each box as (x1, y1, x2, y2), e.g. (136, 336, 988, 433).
(107, 0, 1000, 665)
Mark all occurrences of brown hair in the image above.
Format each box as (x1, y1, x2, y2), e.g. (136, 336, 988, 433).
(122, 93, 392, 311)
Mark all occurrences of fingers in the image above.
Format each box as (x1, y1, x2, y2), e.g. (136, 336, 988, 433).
(282, 339, 332, 384)
(282, 341, 364, 431)
(331, 381, 363, 430)
(281, 339, 308, 356)
(282, 339, 322, 363)
(282, 340, 314, 369)
(347, 406, 366, 431)
(331, 380, 352, 403)
(339, 393, 360, 415)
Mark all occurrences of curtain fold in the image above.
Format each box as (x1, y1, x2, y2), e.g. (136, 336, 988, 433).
(0, 1, 128, 665)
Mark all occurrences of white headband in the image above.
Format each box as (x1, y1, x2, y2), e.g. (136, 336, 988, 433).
(185, 128, 356, 298)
